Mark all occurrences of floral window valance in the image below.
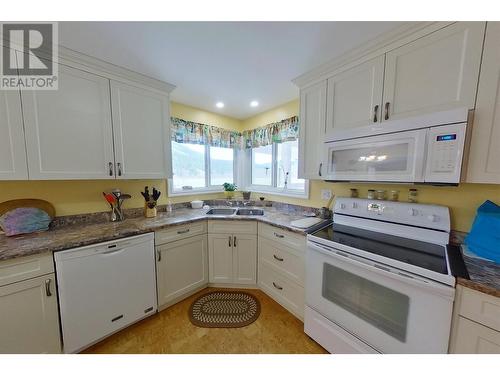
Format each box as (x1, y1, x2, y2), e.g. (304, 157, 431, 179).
(171, 117, 240, 148)
(242, 116, 299, 149)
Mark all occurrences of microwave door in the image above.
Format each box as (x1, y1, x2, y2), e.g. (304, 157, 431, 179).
(324, 129, 427, 182)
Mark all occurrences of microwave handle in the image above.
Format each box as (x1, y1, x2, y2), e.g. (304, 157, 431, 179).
(307, 241, 451, 294)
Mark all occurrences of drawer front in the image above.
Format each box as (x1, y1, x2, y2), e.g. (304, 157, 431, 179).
(258, 237, 304, 286)
(258, 223, 306, 253)
(452, 316, 500, 354)
(0, 253, 54, 287)
(208, 220, 257, 235)
(459, 287, 500, 331)
(258, 262, 304, 319)
(155, 221, 207, 245)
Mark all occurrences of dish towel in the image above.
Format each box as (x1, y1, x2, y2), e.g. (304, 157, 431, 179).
(465, 200, 500, 264)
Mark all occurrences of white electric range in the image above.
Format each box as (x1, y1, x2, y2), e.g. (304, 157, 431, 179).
(305, 198, 456, 354)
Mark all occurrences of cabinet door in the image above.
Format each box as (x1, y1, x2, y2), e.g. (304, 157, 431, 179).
(111, 81, 171, 179)
(156, 234, 208, 308)
(382, 22, 485, 121)
(0, 87, 28, 180)
(451, 316, 500, 354)
(325, 56, 384, 136)
(467, 22, 500, 183)
(232, 234, 257, 285)
(21, 61, 115, 179)
(0, 274, 61, 353)
(208, 234, 233, 283)
(298, 81, 327, 180)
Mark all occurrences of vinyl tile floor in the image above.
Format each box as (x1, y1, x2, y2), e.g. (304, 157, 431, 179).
(83, 288, 327, 354)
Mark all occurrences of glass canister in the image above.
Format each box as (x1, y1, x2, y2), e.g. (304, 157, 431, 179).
(367, 189, 376, 199)
(389, 190, 399, 201)
(376, 190, 386, 200)
(408, 188, 418, 203)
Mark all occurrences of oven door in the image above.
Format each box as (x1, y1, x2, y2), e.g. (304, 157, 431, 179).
(323, 129, 427, 182)
(306, 240, 455, 353)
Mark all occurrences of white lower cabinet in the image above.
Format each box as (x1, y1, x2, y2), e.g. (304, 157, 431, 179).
(257, 223, 306, 319)
(156, 234, 208, 309)
(449, 285, 500, 353)
(0, 273, 61, 353)
(207, 221, 257, 286)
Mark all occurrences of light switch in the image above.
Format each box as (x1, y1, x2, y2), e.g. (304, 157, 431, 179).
(321, 189, 332, 200)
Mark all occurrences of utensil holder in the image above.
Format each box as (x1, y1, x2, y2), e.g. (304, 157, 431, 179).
(145, 206, 157, 218)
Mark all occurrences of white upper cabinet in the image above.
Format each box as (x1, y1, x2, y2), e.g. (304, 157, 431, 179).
(325, 56, 385, 136)
(382, 22, 485, 121)
(0, 86, 28, 180)
(22, 61, 115, 180)
(467, 22, 500, 184)
(110, 81, 171, 179)
(298, 81, 327, 180)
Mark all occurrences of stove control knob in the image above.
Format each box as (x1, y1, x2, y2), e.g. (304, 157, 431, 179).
(339, 203, 346, 209)
(352, 202, 358, 209)
(408, 208, 418, 216)
(427, 214, 438, 222)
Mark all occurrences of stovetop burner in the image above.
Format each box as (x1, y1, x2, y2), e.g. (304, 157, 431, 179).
(311, 223, 448, 274)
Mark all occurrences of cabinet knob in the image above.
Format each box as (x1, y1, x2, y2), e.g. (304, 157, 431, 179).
(108, 162, 113, 176)
(157, 250, 162, 262)
(228, 236, 232, 247)
(233, 236, 237, 247)
(318, 163, 323, 177)
(384, 102, 390, 120)
(117, 162, 122, 176)
(45, 279, 52, 297)
(373, 105, 379, 122)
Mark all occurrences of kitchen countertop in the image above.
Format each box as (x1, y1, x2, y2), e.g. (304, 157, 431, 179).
(0, 206, 328, 262)
(456, 248, 500, 298)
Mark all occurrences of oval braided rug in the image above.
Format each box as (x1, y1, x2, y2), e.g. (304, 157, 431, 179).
(189, 291, 261, 328)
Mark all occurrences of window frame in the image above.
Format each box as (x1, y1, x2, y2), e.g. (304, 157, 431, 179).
(246, 141, 309, 198)
(168, 141, 237, 196)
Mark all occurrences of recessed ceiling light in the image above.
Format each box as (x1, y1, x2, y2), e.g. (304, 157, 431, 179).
(250, 100, 259, 107)
(216, 102, 224, 108)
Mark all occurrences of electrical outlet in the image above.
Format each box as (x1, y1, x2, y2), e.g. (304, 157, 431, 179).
(321, 189, 332, 200)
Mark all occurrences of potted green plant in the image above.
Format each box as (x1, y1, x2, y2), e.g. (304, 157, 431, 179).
(222, 182, 237, 199)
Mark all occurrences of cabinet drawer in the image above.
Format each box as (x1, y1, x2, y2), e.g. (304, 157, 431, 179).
(0, 253, 54, 287)
(258, 262, 304, 319)
(155, 221, 207, 245)
(208, 220, 257, 235)
(459, 287, 500, 331)
(258, 237, 304, 286)
(258, 223, 306, 253)
(452, 316, 500, 354)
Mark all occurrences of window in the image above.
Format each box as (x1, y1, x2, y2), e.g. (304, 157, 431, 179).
(250, 140, 306, 194)
(171, 141, 234, 193)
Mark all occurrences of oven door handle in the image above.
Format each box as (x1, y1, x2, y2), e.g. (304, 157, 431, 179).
(308, 241, 452, 295)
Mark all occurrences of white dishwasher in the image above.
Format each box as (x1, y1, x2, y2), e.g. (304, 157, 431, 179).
(54, 232, 157, 353)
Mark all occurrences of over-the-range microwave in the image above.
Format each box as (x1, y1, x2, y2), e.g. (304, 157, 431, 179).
(322, 108, 472, 184)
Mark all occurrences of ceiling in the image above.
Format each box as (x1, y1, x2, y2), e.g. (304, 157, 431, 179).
(59, 22, 403, 119)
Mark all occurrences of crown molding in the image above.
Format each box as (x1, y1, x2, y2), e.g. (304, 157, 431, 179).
(292, 21, 455, 88)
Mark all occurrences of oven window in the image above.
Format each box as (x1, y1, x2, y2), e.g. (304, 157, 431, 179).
(331, 143, 409, 173)
(322, 263, 409, 342)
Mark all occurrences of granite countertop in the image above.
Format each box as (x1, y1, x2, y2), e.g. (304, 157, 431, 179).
(456, 246, 500, 298)
(0, 206, 328, 262)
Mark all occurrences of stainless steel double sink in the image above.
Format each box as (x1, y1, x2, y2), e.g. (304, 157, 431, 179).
(205, 208, 264, 216)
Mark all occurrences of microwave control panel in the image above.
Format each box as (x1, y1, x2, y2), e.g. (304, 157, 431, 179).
(424, 122, 467, 183)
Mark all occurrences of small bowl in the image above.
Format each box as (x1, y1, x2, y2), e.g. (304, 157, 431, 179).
(191, 200, 204, 209)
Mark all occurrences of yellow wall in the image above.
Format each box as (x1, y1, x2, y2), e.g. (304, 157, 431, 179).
(1, 99, 499, 233)
(239, 100, 500, 233)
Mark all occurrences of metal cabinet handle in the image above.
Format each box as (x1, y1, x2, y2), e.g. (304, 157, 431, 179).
(45, 279, 52, 297)
(228, 236, 232, 247)
(157, 250, 162, 262)
(117, 162, 122, 176)
(272, 282, 283, 290)
(233, 236, 237, 247)
(177, 229, 190, 234)
(373, 104, 379, 122)
(108, 162, 113, 176)
(384, 102, 390, 120)
(273, 254, 284, 262)
(318, 162, 322, 177)
(274, 232, 284, 239)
